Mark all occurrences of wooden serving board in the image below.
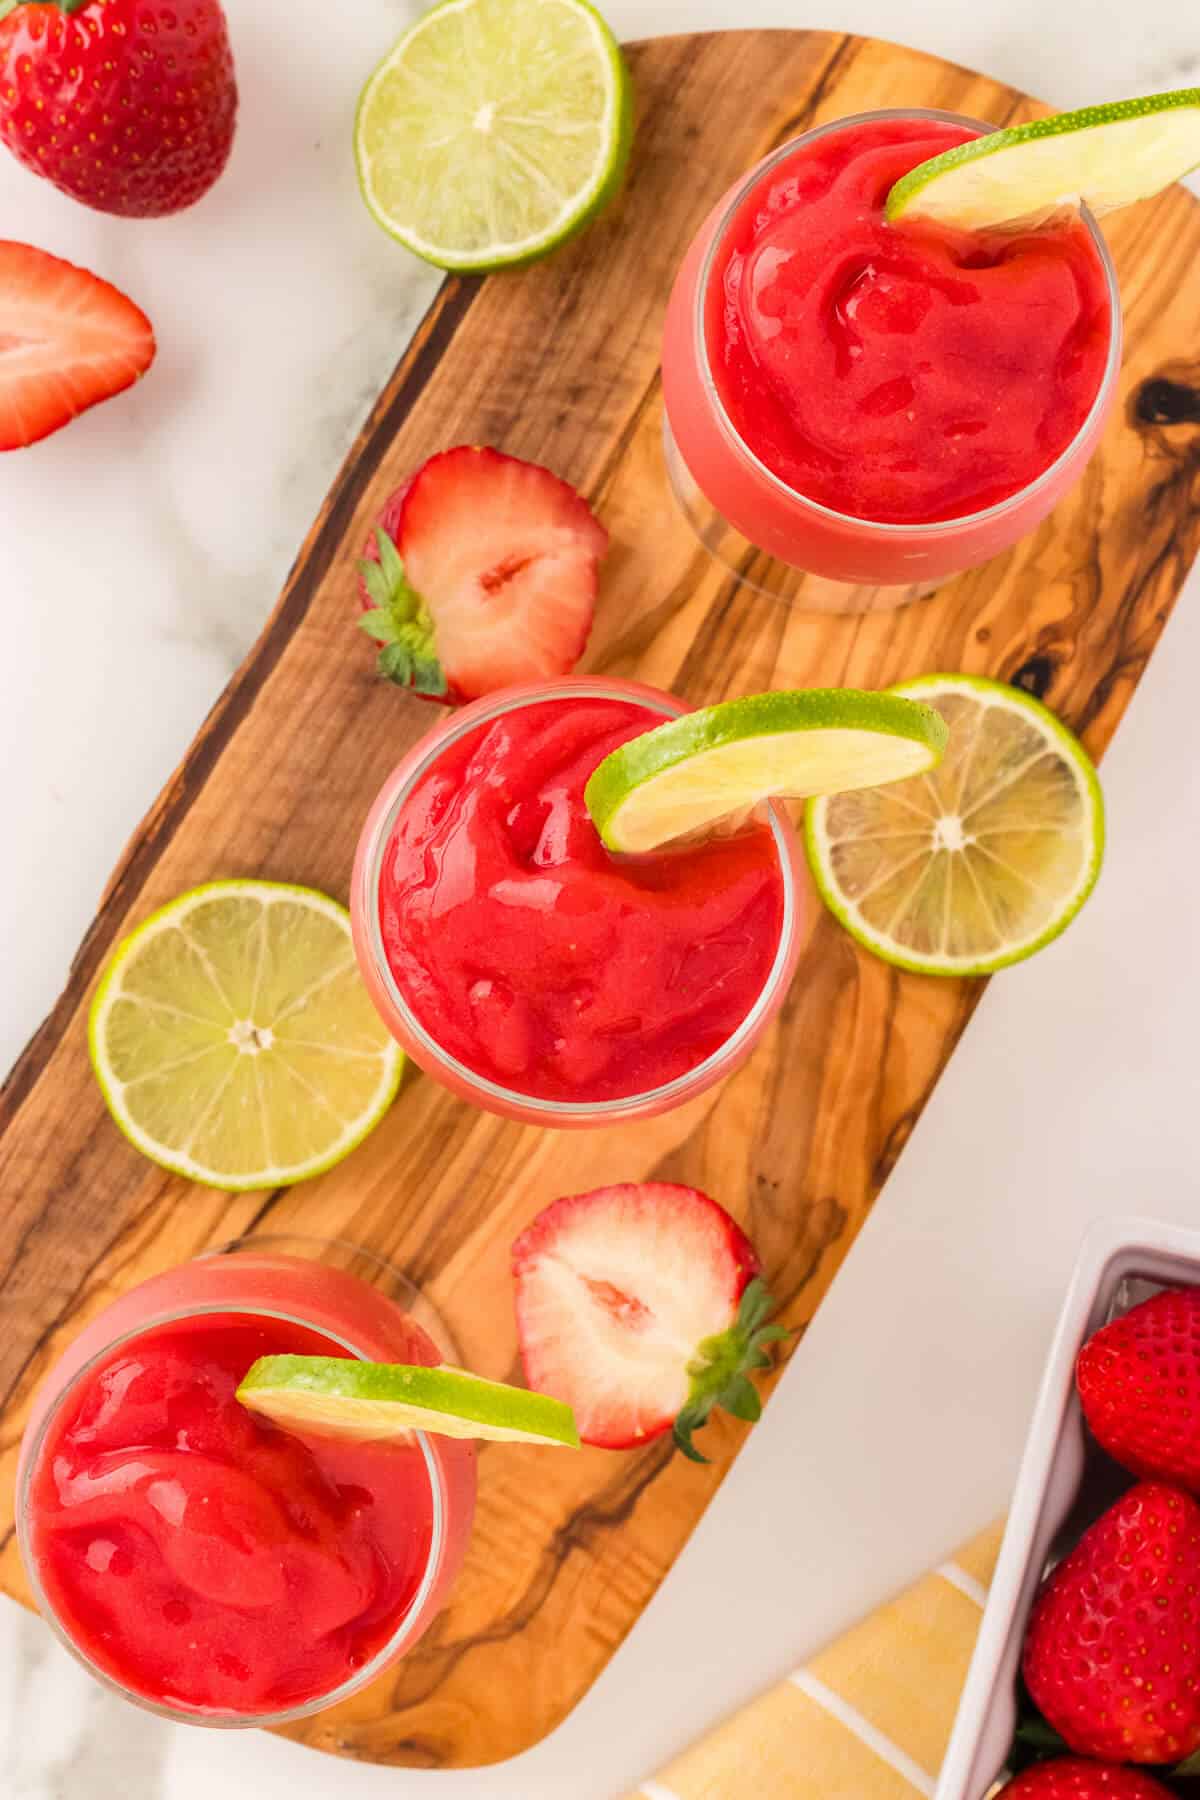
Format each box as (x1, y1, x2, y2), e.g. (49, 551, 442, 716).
(2, 26, 1199, 1771)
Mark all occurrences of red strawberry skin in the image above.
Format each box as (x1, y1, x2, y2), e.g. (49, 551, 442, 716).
(512, 1183, 769, 1454)
(356, 446, 606, 704)
(1022, 1481, 1200, 1763)
(0, 0, 237, 218)
(0, 240, 155, 449)
(996, 1760, 1176, 1799)
(1078, 1287, 1200, 1488)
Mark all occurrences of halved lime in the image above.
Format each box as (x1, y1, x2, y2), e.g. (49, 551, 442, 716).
(887, 88, 1200, 232)
(89, 881, 403, 1190)
(804, 675, 1104, 976)
(238, 1356, 580, 1448)
(354, 0, 633, 272)
(585, 689, 949, 854)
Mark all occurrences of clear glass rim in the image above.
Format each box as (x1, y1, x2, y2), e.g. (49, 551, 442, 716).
(693, 106, 1123, 538)
(17, 1295, 448, 1730)
(355, 676, 801, 1120)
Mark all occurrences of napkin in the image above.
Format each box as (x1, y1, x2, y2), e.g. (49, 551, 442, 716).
(624, 1522, 1005, 1800)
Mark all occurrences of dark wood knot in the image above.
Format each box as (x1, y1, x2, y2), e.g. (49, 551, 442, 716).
(1134, 375, 1200, 428)
(1009, 655, 1056, 701)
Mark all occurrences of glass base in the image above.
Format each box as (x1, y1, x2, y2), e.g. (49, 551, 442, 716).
(663, 415, 943, 615)
(201, 1233, 461, 1364)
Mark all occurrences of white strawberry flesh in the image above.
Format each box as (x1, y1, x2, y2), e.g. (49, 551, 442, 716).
(512, 1182, 775, 1455)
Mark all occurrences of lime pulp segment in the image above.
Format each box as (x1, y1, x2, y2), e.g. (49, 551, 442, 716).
(585, 689, 950, 854)
(887, 88, 1200, 231)
(804, 675, 1104, 976)
(354, 0, 633, 270)
(238, 1356, 581, 1448)
(89, 881, 403, 1190)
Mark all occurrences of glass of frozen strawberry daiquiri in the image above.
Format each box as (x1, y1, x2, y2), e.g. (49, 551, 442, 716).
(661, 109, 1121, 611)
(351, 677, 805, 1128)
(17, 1243, 477, 1725)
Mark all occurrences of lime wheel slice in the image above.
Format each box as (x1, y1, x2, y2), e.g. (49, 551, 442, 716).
(585, 688, 949, 854)
(238, 1356, 580, 1448)
(887, 88, 1200, 232)
(354, 0, 633, 271)
(89, 880, 403, 1189)
(804, 675, 1104, 976)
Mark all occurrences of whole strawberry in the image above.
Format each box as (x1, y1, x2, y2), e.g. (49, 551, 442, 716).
(0, 0, 236, 217)
(995, 1760, 1176, 1799)
(1078, 1286, 1200, 1488)
(1023, 1481, 1200, 1763)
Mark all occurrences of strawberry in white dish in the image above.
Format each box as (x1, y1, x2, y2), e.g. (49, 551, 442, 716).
(512, 1182, 786, 1460)
(357, 445, 607, 702)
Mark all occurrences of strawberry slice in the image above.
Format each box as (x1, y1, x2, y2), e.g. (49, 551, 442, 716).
(511, 1182, 787, 1459)
(0, 241, 155, 450)
(357, 445, 606, 703)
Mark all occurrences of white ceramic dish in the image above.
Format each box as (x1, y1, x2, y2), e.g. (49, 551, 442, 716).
(937, 1214, 1200, 1800)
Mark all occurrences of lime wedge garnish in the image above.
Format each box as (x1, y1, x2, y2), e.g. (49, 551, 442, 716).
(89, 881, 403, 1190)
(887, 87, 1200, 232)
(237, 1356, 581, 1448)
(804, 675, 1104, 976)
(354, 0, 633, 272)
(584, 689, 949, 854)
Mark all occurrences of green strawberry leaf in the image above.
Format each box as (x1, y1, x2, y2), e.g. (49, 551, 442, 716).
(737, 1277, 774, 1333)
(723, 1374, 762, 1422)
(377, 640, 449, 697)
(409, 653, 449, 698)
(358, 561, 392, 614)
(375, 526, 408, 596)
(359, 609, 401, 645)
(673, 1403, 713, 1464)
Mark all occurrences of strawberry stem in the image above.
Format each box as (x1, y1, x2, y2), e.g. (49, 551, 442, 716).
(673, 1278, 792, 1463)
(356, 529, 447, 699)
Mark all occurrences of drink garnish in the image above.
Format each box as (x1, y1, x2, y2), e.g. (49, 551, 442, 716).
(239, 1357, 580, 1448)
(585, 689, 948, 853)
(887, 89, 1200, 232)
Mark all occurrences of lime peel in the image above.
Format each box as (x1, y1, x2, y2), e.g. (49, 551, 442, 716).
(887, 88, 1200, 232)
(804, 674, 1105, 977)
(354, 0, 633, 271)
(89, 880, 403, 1191)
(585, 688, 950, 855)
(237, 1356, 581, 1448)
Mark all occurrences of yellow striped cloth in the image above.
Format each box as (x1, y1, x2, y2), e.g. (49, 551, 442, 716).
(624, 1522, 1005, 1800)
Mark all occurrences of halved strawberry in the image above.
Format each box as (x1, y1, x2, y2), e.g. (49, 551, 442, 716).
(0, 241, 155, 450)
(357, 445, 606, 703)
(511, 1183, 787, 1459)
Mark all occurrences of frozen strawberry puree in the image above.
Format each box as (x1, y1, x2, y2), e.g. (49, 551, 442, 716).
(710, 116, 1113, 524)
(378, 696, 786, 1103)
(27, 1316, 434, 1715)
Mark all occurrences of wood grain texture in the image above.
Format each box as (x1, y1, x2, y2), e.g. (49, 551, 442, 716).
(2, 28, 1199, 1770)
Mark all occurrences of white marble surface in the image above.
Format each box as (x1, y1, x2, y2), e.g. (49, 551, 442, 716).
(3, 1, 1200, 1795)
